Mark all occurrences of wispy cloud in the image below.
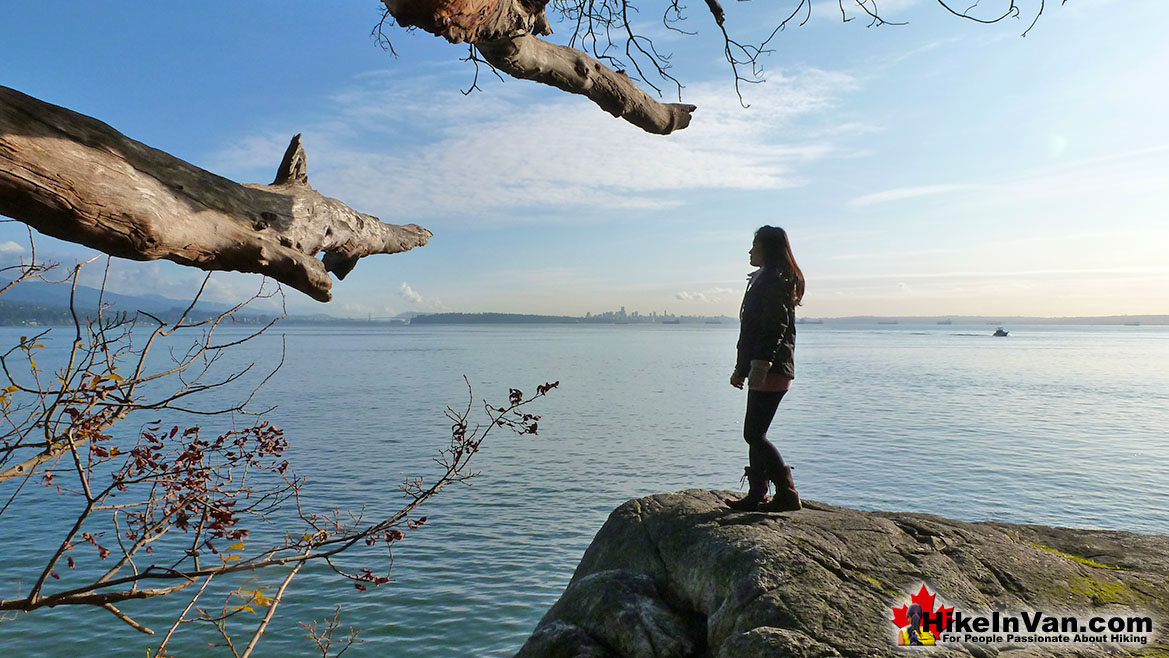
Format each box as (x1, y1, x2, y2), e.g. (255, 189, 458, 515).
(829, 246, 964, 261)
(846, 142, 1169, 211)
(817, 266, 1169, 283)
(1017, 143, 1169, 180)
(207, 65, 861, 221)
(848, 183, 978, 208)
(0, 240, 24, 254)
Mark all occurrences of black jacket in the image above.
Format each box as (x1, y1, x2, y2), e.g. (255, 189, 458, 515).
(734, 266, 797, 379)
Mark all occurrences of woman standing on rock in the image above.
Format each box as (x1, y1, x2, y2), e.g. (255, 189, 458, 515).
(726, 225, 804, 512)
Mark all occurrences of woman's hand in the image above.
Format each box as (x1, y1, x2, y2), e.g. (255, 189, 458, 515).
(730, 373, 746, 389)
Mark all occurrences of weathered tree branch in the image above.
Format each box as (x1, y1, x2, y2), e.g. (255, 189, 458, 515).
(385, 0, 551, 43)
(382, 0, 695, 134)
(476, 34, 696, 135)
(0, 86, 431, 302)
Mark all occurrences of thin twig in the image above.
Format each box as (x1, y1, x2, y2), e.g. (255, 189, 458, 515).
(239, 560, 305, 658)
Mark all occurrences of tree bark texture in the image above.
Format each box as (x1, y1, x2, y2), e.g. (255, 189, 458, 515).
(0, 86, 431, 302)
(476, 35, 695, 135)
(383, 0, 696, 134)
(385, 0, 551, 43)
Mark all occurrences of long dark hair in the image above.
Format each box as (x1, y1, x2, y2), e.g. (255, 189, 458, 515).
(754, 225, 805, 306)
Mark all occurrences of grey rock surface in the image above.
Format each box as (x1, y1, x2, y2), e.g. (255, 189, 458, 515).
(515, 490, 1169, 658)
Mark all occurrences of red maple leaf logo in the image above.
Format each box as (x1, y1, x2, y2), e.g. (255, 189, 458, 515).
(890, 584, 954, 630)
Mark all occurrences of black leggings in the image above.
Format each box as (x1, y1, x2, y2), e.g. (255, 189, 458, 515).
(743, 389, 787, 477)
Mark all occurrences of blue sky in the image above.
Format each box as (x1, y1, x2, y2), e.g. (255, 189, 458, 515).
(2, 0, 1166, 318)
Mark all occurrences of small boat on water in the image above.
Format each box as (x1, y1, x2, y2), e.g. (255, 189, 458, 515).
(993, 327, 1009, 337)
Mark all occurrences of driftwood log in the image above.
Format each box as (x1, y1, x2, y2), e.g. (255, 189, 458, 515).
(383, 0, 696, 134)
(0, 85, 431, 302)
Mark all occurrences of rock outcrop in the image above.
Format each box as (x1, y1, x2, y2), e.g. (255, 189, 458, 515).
(515, 490, 1169, 658)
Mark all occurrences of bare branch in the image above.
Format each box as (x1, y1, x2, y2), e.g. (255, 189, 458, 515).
(240, 560, 305, 658)
(300, 606, 363, 658)
(156, 575, 215, 655)
(935, 0, 1020, 24)
(372, 9, 401, 55)
(103, 603, 155, 635)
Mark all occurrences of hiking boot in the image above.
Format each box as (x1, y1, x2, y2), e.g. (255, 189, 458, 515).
(758, 465, 801, 512)
(725, 466, 768, 511)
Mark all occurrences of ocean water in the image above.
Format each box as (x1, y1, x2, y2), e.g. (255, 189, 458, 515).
(2, 322, 1168, 656)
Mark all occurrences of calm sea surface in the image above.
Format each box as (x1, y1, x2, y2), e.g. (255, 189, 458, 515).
(2, 322, 1168, 656)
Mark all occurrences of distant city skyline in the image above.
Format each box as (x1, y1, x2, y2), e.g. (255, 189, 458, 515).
(3, 2, 1167, 320)
(8, 282, 1168, 327)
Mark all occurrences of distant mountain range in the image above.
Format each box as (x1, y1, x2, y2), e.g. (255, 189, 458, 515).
(0, 280, 269, 325)
(2, 280, 234, 315)
(0, 281, 419, 326)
